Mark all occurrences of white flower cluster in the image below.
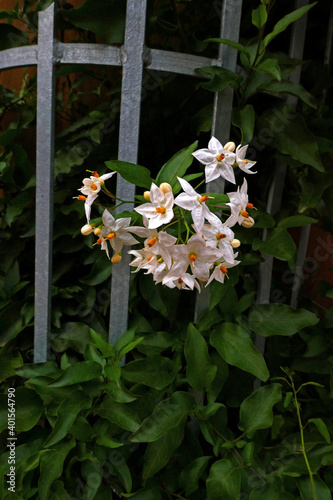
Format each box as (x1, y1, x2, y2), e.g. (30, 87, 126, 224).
(78, 137, 257, 289)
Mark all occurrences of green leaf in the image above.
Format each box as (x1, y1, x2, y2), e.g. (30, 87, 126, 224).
(48, 361, 102, 387)
(96, 435, 123, 448)
(298, 172, 333, 212)
(185, 324, 217, 392)
(179, 456, 212, 496)
(255, 58, 281, 81)
(38, 438, 76, 500)
(89, 329, 115, 357)
(60, 0, 126, 44)
(207, 351, 229, 405)
(103, 380, 136, 403)
(263, 3, 317, 47)
(206, 459, 241, 500)
(204, 38, 251, 57)
(118, 337, 144, 357)
(122, 355, 176, 390)
(232, 104, 255, 144)
(130, 392, 196, 442)
(242, 442, 255, 466)
(199, 66, 243, 92)
(155, 141, 198, 189)
(277, 215, 318, 228)
(0, 387, 43, 433)
(261, 80, 317, 108)
(44, 391, 91, 447)
(95, 396, 141, 432)
(238, 384, 282, 438)
(252, 228, 296, 261)
(79, 254, 112, 285)
(5, 191, 32, 226)
(297, 476, 332, 500)
(248, 304, 319, 337)
(308, 418, 330, 443)
(105, 160, 153, 189)
(142, 417, 186, 480)
(210, 323, 269, 382)
(252, 5, 267, 29)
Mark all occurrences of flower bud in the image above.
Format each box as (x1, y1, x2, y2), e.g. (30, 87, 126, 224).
(143, 191, 150, 201)
(111, 253, 122, 263)
(242, 216, 255, 228)
(159, 182, 172, 194)
(224, 141, 236, 152)
(81, 224, 93, 235)
(94, 227, 102, 236)
(231, 238, 241, 248)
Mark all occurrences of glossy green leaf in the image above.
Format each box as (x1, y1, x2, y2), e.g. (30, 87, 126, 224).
(60, 0, 126, 44)
(89, 329, 115, 357)
(44, 391, 91, 447)
(242, 442, 255, 466)
(204, 38, 251, 57)
(103, 380, 136, 403)
(252, 5, 267, 29)
(297, 476, 332, 500)
(207, 351, 229, 404)
(179, 456, 212, 496)
(263, 3, 317, 47)
(130, 392, 196, 442)
(48, 361, 102, 387)
(142, 417, 186, 480)
(95, 396, 141, 432)
(232, 104, 255, 144)
(105, 160, 153, 189)
(238, 384, 282, 438)
(248, 304, 319, 336)
(122, 355, 176, 390)
(199, 66, 243, 92)
(277, 215, 318, 228)
(79, 254, 112, 285)
(252, 228, 296, 261)
(155, 141, 198, 189)
(261, 80, 317, 108)
(206, 459, 241, 500)
(255, 58, 281, 81)
(210, 323, 269, 381)
(308, 418, 330, 443)
(185, 324, 217, 392)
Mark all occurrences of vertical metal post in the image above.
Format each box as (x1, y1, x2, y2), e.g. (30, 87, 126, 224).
(255, 0, 309, 363)
(34, 3, 56, 362)
(109, 0, 147, 344)
(195, 0, 243, 321)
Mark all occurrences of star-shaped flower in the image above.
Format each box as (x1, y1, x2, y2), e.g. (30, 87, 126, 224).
(226, 178, 253, 226)
(192, 137, 236, 185)
(135, 183, 174, 229)
(78, 171, 115, 222)
(234, 145, 257, 175)
(100, 210, 138, 258)
(206, 256, 240, 286)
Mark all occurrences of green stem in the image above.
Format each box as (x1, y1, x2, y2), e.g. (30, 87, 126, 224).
(290, 377, 317, 500)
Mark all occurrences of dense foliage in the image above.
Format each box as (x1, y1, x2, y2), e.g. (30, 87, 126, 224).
(0, 0, 333, 499)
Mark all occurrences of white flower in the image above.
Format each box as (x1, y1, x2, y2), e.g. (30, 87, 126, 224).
(192, 137, 236, 185)
(78, 171, 116, 223)
(164, 273, 201, 292)
(128, 248, 159, 275)
(234, 145, 257, 175)
(174, 177, 219, 232)
(226, 178, 253, 226)
(100, 210, 138, 258)
(202, 220, 235, 264)
(206, 256, 240, 286)
(135, 183, 174, 229)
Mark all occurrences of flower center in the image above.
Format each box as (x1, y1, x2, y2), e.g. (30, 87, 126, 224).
(189, 253, 197, 262)
(178, 277, 183, 284)
(90, 183, 98, 190)
(147, 237, 157, 247)
(216, 153, 225, 162)
(247, 203, 253, 209)
(200, 195, 209, 203)
(240, 210, 249, 218)
(220, 265, 227, 274)
(156, 206, 166, 214)
(107, 232, 116, 240)
(217, 233, 226, 240)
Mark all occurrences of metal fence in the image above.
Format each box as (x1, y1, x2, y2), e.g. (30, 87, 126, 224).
(0, 0, 331, 363)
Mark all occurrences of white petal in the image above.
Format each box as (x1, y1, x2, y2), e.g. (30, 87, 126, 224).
(208, 136, 223, 155)
(192, 149, 215, 165)
(205, 162, 220, 183)
(174, 193, 198, 211)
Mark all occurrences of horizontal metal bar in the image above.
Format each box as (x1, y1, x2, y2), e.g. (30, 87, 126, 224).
(147, 48, 215, 76)
(0, 46, 37, 70)
(58, 42, 122, 66)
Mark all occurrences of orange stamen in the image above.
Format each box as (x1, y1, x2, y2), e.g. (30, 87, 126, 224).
(178, 278, 183, 284)
(90, 183, 98, 190)
(147, 237, 157, 247)
(247, 203, 253, 209)
(189, 253, 197, 262)
(107, 233, 115, 240)
(220, 265, 227, 274)
(240, 210, 249, 218)
(156, 206, 165, 214)
(200, 195, 209, 203)
(217, 233, 226, 240)
(147, 256, 152, 261)
(92, 171, 99, 178)
(217, 153, 225, 161)
(97, 238, 102, 245)
(78, 195, 86, 201)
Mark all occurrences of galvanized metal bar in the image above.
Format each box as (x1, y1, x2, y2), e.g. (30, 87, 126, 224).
(255, 0, 309, 360)
(34, 3, 57, 362)
(59, 42, 122, 66)
(0, 46, 37, 70)
(147, 49, 215, 76)
(108, 0, 147, 345)
(194, 0, 243, 322)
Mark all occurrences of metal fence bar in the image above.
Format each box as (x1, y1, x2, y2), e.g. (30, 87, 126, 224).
(147, 49, 215, 75)
(34, 3, 57, 362)
(255, 0, 309, 359)
(59, 43, 122, 66)
(194, 0, 243, 322)
(108, 0, 148, 344)
(0, 46, 37, 70)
